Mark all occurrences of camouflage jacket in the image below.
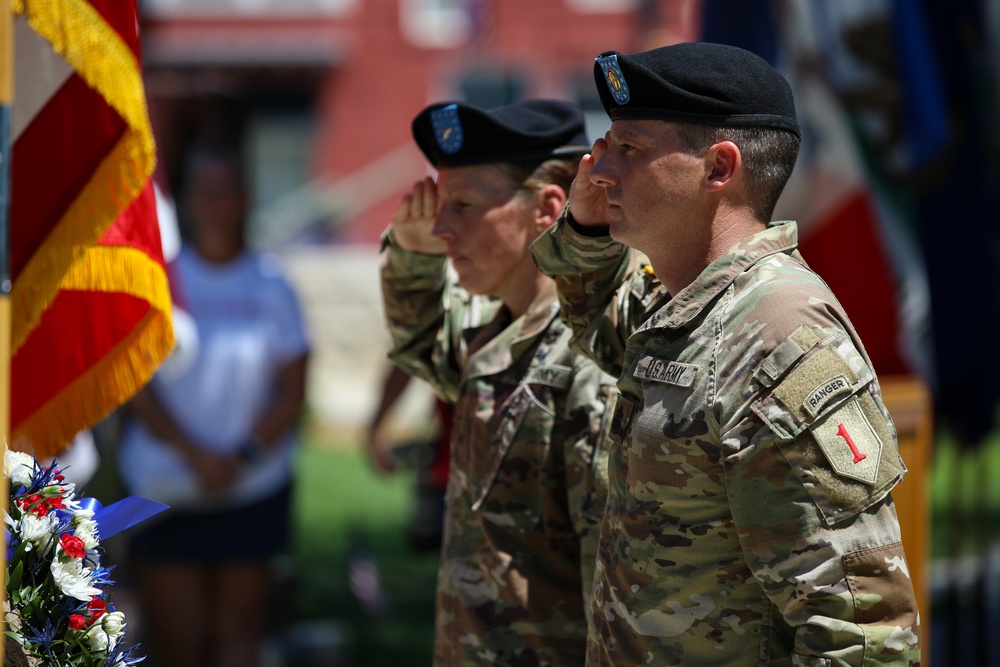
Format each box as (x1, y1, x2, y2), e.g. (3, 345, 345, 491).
(381, 235, 616, 667)
(530, 216, 921, 666)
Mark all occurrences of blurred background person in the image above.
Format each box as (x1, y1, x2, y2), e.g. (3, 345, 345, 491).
(116, 144, 310, 667)
(365, 365, 453, 553)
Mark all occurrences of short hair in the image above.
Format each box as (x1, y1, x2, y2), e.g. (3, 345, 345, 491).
(674, 124, 800, 222)
(494, 156, 580, 197)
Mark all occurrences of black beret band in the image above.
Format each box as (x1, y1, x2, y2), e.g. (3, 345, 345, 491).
(594, 42, 800, 137)
(412, 99, 590, 168)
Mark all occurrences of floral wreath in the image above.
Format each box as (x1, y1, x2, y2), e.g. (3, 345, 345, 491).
(4, 449, 155, 666)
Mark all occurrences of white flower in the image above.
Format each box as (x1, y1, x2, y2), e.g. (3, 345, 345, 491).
(4, 450, 35, 487)
(73, 518, 100, 550)
(84, 623, 111, 653)
(18, 513, 59, 554)
(72, 507, 95, 522)
(102, 611, 126, 639)
(50, 555, 102, 601)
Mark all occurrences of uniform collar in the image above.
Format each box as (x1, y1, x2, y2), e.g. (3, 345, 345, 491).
(640, 220, 799, 332)
(464, 279, 560, 380)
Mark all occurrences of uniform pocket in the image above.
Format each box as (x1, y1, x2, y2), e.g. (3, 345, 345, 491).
(842, 541, 921, 658)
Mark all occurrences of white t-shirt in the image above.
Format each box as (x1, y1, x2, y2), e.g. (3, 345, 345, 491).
(118, 248, 309, 508)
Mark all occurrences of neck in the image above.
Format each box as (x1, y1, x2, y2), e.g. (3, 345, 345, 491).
(647, 208, 766, 296)
(497, 265, 552, 320)
(196, 237, 244, 264)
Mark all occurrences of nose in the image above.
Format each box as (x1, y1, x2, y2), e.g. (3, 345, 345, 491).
(589, 149, 616, 189)
(431, 209, 456, 242)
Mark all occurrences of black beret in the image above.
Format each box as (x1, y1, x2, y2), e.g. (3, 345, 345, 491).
(593, 42, 800, 136)
(412, 99, 590, 168)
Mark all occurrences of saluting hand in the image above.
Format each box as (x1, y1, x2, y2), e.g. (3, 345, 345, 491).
(568, 137, 612, 226)
(391, 176, 447, 255)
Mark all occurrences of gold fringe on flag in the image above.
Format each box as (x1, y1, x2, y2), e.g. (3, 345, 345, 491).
(10, 0, 157, 353)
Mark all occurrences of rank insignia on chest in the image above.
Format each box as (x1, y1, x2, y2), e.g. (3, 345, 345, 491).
(608, 394, 639, 447)
(431, 104, 464, 154)
(596, 54, 630, 105)
(812, 400, 883, 485)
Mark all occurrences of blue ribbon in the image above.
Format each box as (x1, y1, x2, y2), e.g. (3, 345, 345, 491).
(77, 496, 169, 540)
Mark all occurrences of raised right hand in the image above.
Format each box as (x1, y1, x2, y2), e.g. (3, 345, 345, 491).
(567, 137, 612, 226)
(391, 176, 447, 255)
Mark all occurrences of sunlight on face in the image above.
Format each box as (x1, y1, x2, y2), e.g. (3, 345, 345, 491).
(433, 164, 539, 298)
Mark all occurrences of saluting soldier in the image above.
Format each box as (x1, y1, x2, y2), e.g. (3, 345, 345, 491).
(381, 99, 617, 666)
(531, 42, 921, 666)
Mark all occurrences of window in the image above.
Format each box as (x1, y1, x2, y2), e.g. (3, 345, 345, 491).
(399, 0, 473, 49)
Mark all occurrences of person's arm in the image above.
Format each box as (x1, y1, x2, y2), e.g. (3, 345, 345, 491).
(243, 353, 308, 456)
(381, 177, 492, 401)
(555, 357, 617, 611)
(721, 314, 920, 663)
(129, 385, 238, 493)
(530, 141, 666, 378)
(364, 365, 412, 473)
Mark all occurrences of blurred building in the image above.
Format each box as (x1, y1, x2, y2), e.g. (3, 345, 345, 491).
(139, 0, 700, 246)
(138, 0, 701, 429)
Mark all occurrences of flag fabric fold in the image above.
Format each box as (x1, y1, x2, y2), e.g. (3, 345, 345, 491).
(10, 0, 173, 457)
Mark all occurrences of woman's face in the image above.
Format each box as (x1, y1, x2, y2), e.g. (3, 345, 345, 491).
(431, 164, 540, 298)
(187, 159, 247, 253)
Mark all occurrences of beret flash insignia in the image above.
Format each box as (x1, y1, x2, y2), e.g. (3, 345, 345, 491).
(431, 104, 464, 154)
(597, 54, 630, 105)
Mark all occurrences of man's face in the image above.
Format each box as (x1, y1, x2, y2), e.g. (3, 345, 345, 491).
(589, 119, 706, 254)
(432, 164, 537, 297)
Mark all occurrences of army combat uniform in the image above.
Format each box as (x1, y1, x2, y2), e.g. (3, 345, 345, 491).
(381, 235, 615, 667)
(531, 216, 921, 666)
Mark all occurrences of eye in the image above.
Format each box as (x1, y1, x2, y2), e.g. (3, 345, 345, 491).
(621, 143, 636, 152)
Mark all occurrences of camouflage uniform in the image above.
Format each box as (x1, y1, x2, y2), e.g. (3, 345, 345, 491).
(381, 234, 616, 667)
(530, 215, 921, 666)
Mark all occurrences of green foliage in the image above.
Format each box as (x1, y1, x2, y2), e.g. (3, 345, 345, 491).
(292, 440, 439, 666)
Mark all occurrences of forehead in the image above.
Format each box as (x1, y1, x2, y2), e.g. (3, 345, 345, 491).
(436, 163, 516, 196)
(609, 118, 680, 143)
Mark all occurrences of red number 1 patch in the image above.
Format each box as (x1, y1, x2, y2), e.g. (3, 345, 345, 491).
(836, 424, 867, 464)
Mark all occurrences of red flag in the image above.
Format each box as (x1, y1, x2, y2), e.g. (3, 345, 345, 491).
(10, 0, 173, 457)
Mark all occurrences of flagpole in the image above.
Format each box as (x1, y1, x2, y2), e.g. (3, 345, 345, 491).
(0, 4, 13, 665)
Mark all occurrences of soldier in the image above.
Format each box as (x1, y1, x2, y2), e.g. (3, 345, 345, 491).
(381, 99, 617, 666)
(530, 43, 921, 665)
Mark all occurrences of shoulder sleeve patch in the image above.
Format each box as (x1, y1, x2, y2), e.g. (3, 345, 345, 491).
(772, 347, 858, 424)
(812, 399, 883, 485)
(751, 338, 907, 524)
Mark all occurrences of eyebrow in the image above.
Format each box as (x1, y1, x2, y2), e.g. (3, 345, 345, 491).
(610, 125, 653, 144)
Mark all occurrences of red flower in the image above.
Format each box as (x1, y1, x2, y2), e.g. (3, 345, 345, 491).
(68, 614, 87, 631)
(88, 597, 107, 619)
(47, 496, 65, 510)
(59, 534, 87, 559)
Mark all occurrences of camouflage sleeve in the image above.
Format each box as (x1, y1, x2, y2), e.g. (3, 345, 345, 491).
(558, 356, 617, 615)
(380, 229, 477, 402)
(719, 300, 921, 664)
(530, 207, 663, 379)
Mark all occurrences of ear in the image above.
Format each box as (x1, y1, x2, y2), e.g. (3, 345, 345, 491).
(533, 184, 567, 232)
(705, 140, 741, 191)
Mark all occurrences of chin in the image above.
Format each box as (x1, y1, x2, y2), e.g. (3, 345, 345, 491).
(455, 272, 490, 296)
(608, 220, 632, 246)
